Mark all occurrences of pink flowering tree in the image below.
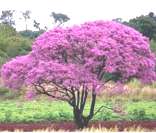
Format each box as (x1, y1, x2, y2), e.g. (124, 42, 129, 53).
(1, 21, 156, 128)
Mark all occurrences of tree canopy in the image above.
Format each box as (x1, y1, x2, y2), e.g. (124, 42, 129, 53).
(0, 10, 15, 26)
(50, 12, 70, 26)
(1, 20, 156, 128)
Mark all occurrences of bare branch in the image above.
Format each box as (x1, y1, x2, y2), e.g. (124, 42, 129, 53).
(87, 91, 96, 120)
(76, 90, 80, 107)
(80, 87, 88, 113)
(94, 105, 113, 116)
(34, 84, 70, 102)
(71, 87, 76, 107)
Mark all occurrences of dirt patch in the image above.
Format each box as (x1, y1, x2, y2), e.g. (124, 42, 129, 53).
(0, 121, 156, 131)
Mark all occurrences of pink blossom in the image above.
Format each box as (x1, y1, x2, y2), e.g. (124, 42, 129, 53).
(1, 20, 156, 92)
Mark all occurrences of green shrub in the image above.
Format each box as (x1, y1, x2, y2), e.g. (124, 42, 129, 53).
(129, 109, 146, 120)
(58, 110, 73, 120)
(0, 112, 6, 122)
(0, 87, 9, 95)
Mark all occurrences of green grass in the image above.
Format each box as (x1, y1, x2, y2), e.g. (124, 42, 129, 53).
(0, 100, 155, 123)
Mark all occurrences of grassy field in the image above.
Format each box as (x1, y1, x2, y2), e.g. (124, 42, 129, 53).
(0, 78, 156, 123)
(0, 100, 155, 123)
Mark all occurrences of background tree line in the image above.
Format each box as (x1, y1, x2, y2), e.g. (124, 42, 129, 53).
(0, 10, 70, 66)
(0, 10, 156, 66)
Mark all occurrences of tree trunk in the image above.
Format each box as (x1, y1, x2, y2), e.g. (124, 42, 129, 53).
(72, 92, 96, 129)
(73, 108, 89, 129)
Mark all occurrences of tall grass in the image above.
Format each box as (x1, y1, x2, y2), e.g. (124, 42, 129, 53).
(11, 126, 156, 132)
(99, 79, 156, 101)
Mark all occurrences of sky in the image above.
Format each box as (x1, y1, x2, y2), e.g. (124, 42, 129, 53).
(0, 0, 156, 31)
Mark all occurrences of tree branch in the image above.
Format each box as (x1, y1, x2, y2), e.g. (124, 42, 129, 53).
(94, 105, 113, 116)
(71, 87, 76, 107)
(80, 87, 88, 113)
(76, 90, 80, 107)
(80, 88, 84, 110)
(87, 91, 96, 120)
(34, 84, 70, 103)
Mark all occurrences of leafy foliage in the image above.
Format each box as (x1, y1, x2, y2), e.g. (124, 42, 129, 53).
(0, 10, 15, 26)
(5, 36, 31, 57)
(124, 13, 156, 40)
(0, 24, 32, 66)
(150, 40, 156, 53)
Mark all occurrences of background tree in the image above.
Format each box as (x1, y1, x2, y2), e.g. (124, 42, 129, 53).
(21, 10, 31, 31)
(0, 23, 31, 66)
(50, 12, 70, 26)
(1, 21, 156, 129)
(0, 24, 16, 55)
(124, 13, 156, 40)
(148, 12, 155, 18)
(19, 30, 45, 39)
(5, 36, 32, 57)
(33, 20, 41, 31)
(0, 10, 15, 26)
(44, 26, 48, 31)
(112, 18, 123, 23)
